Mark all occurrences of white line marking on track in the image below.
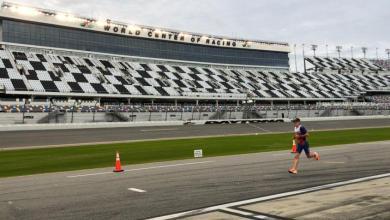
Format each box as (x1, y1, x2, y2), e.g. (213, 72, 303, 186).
(147, 172, 390, 220)
(128, 188, 146, 193)
(67, 161, 215, 178)
(67, 171, 112, 178)
(323, 161, 345, 164)
(140, 128, 178, 132)
(253, 215, 268, 219)
(246, 124, 270, 132)
(220, 207, 253, 216)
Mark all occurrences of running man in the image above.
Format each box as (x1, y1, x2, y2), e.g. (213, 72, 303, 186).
(289, 118, 320, 174)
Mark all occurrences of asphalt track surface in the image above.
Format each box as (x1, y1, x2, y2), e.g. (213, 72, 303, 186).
(0, 141, 389, 219)
(1, 118, 390, 149)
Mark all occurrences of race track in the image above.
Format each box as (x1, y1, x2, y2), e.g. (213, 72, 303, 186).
(1, 141, 389, 219)
(1, 118, 390, 149)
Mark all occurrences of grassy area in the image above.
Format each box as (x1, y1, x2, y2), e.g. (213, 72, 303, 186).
(0, 127, 390, 178)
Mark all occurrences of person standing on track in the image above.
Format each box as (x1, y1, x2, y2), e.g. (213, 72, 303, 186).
(289, 118, 320, 174)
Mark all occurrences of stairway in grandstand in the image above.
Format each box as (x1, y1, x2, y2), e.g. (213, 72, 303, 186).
(0, 47, 389, 101)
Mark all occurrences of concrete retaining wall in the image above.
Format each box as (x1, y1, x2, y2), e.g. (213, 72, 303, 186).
(0, 115, 389, 131)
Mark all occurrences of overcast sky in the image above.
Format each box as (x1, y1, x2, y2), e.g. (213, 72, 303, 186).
(11, 0, 390, 69)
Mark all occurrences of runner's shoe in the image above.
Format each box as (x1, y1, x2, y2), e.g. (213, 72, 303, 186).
(314, 152, 320, 161)
(288, 169, 298, 174)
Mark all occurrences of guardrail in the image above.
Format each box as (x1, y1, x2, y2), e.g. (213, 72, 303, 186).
(0, 115, 389, 131)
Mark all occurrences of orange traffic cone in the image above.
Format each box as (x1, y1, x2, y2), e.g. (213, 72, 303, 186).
(113, 151, 124, 172)
(291, 140, 297, 153)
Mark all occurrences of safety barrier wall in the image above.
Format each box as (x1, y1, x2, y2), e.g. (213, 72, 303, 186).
(0, 115, 389, 131)
(1, 109, 390, 125)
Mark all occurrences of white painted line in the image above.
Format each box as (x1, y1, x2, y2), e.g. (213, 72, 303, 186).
(67, 161, 215, 178)
(147, 172, 390, 220)
(254, 215, 268, 219)
(247, 124, 270, 132)
(140, 128, 178, 132)
(220, 207, 253, 216)
(123, 161, 214, 173)
(68, 171, 113, 178)
(128, 188, 146, 193)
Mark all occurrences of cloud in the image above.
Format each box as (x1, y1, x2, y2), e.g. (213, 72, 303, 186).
(9, 0, 390, 69)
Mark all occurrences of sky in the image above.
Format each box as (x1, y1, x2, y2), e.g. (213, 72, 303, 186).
(9, 0, 390, 70)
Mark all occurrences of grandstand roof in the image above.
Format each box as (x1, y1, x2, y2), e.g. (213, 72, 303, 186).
(0, 1, 290, 53)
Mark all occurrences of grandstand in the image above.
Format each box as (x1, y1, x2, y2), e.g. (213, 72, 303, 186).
(0, 2, 389, 124)
(304, 56, 384, 73)
(372, 59, 390, 71)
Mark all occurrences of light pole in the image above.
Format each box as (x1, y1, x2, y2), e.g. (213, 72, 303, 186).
(350, 46, 354, 58)
(71, 100, 80, 123)
(93, 100, 98, 122)
(48, 97, 52, 123)
(361, 47, 367, 59)
(294, 44, 298, 73)
(22, 99, 29, 124)
(336, 46, 342, 58)
(302, 44, 306, 73)
(376, 48, 379, 60)
(311, 44, 318, 57)
(386, 49, 390, 60)
(326, 44, 329, 58)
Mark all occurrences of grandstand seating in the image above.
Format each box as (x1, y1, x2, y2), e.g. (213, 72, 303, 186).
(367, 95, 390, 103)
(0, 46, 389, 101)
(305, 56, 383, 72)
(1, 102, 389, 113)
(372, 60, 390, 71)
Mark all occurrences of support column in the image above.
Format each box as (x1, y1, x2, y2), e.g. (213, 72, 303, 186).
(127, 98, 131, 105)
(196, 100, 199, 106)
(216, 100, 219, 107)
(174, 99, 178, 107)
(236, 100, 240, 106)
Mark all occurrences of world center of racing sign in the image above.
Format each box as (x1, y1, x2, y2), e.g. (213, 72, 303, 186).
(103, 23, 239, 48)
(0, 2, 290, 52)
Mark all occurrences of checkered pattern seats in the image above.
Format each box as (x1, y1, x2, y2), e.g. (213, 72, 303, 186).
(305, 56, 383, 71)
(0, 48, 389, 99)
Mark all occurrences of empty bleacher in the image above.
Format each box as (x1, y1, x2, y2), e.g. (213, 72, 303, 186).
(0, 46, 389, 102)
(305, 56, 384, 72)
